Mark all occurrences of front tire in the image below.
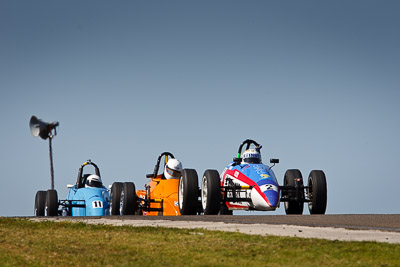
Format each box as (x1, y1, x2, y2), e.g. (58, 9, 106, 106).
(34, 190, 46, 216)
(307, 170, 327, 214)
(120, 182, 137, 215)
(283, 169, 304, 215)
(110, 182, 123, 215)
(219, 202, 233, 215)
(178, 169, 199, 215)
(201, 170, 221, 215)
(45, 189, 58, 216)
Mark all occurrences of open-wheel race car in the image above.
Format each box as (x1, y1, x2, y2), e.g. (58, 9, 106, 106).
(34, 160, 110, 216)
(199, 139, 327, 215)
(110, 152, 200, 216)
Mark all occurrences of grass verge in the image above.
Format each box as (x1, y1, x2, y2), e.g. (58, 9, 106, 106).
(1, 218, 399, 266)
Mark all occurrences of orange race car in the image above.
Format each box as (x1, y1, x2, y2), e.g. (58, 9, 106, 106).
(110, 152, 200, 216)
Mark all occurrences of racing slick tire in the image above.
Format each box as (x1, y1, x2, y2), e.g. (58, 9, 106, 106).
(307, 170, 327, 214)
(45, 189, 58, 216)
(135, 208, 143, 216)
(110, 182, 123, 215)
(121, 182, 137, 215)
(283, 169, 304, 215)
(178, 169, 199, 215)
(201, 170, 221, 215)
(219, 202, 233, 215)
(34, 190, 46, 216)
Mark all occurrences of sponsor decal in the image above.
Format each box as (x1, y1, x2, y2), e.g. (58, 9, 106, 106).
(227, 190, 251, 199)
(260, 174, 269, 178)
(252, 164, 268, 175)
(234, 171, 239, 178)
(174, 201, 179, 207)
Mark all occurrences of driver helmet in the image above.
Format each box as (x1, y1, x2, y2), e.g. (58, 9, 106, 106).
(85, 174, 103, 188)
(164, 158, 183, 179)
(242, 148, 262, 164)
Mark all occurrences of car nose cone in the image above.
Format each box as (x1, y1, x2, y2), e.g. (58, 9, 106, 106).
(264, 189, 279, 208)
(251, 183, 279, 211)
(258, 183, 279, 208)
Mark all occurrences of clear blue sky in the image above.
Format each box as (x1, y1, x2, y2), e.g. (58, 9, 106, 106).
(1, 1, 399, 216)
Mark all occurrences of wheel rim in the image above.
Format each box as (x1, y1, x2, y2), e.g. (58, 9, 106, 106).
(120, 190, 124, 215)
(201, 176, 208, 210)
(178, 178, 184, 210)
(308, 177, 314, 211)
(110, 191, 114, 215)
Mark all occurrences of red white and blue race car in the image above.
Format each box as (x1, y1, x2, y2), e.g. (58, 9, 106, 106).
(199, 139, 327, 215)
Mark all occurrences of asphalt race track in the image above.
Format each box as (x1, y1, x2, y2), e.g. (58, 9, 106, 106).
(29, 214, 400, 244)
(102, 214, 399, 231)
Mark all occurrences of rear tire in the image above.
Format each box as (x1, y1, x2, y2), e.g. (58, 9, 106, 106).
(110, 182, 123, 215)
(178, 169, 199, 215)
(121, 182, 137, 215)
(283, 169, 304, 215)
(307, 170, 327, 214)
(45, 190, 58, 216)
(201, 170, 221, 215)
(34, 190, 46, 216)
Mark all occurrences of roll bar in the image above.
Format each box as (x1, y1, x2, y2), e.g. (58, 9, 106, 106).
(146, 152, 175, 178)
(233, 139, 279, 166)
(236, 139, 261, 158)
(76, 159, 101, 185)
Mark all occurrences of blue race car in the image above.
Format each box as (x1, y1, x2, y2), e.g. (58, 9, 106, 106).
(34, 160, 110, 216)
(199, 139, 327, 215)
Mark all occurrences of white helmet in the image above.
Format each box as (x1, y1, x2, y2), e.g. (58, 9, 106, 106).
(164, 158, 183, 179)
(85, 174, 103, 188)
(242, 149, 262, 164)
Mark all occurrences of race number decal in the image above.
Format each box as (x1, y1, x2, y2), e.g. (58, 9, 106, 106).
(92, 201, 103, 208)
(260, 184, 278, 192)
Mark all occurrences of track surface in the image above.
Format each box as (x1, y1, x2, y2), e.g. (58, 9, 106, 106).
(28, 214, 400, 243)
(45, 214, 400, 232)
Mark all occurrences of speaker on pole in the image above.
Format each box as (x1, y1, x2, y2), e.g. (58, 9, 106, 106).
(29, 115, 60, 190)
(29, 116, 59, 140)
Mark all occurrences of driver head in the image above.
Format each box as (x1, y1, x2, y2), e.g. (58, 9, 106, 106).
(164, 158, 183, 179)
(242, 149, 262, 164)
(85, 174, 103, 188)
